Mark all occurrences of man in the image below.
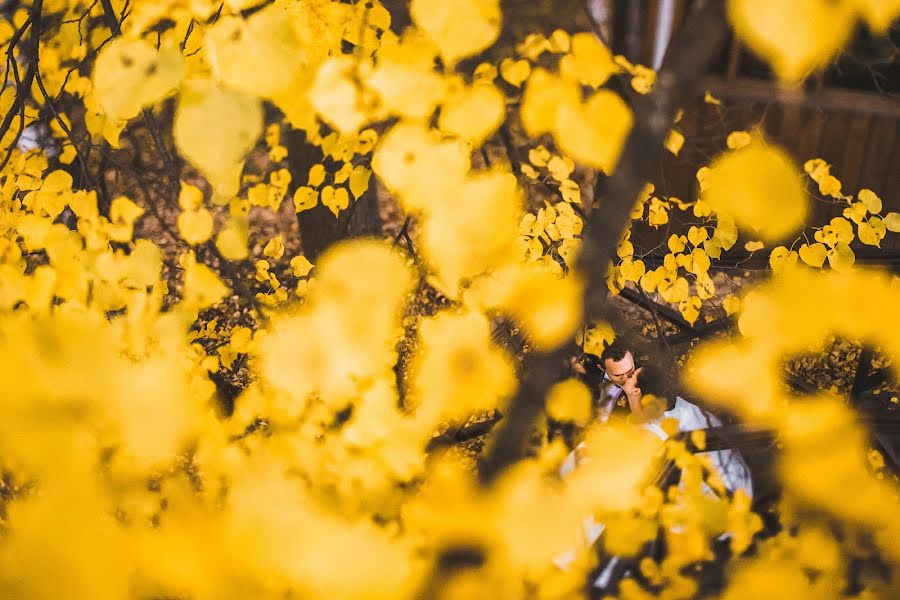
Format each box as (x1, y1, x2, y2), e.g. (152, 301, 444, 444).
(596, 341, 644, 421)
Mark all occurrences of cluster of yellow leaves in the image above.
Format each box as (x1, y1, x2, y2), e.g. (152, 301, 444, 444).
(517, 196, 583, 271)
(687, 267, 900, 565)
(768, 160, 900, 273)
(81, 0, 391, 199)
(611, 183, 728, 324)
(3, 2, 900, 598)
(372, 119, 583, 349)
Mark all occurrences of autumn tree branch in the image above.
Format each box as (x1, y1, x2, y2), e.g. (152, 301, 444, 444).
(0, 4, 39, 171)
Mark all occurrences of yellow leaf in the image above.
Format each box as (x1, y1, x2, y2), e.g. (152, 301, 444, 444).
(579, 320, 615, 357)
(710, 212, 738, 251)
(819, 174, 842, 197)
(827, 242, 855, 271)
(290, 255, 314, 277)
(769, 245, 798, 272)
(293, 186, 318, 212)
(183, 259, 229, 308)
(843, 201, 868, 225)
(174, 79, 262, 198)
(500, 265, 583, 350)
(264, 235, 285, 259)
(639, 269, 660, 293)
(367, 34, 447, 120)
(310, 57, 368, 135)
(619, 258, 646, 283)
(528, 145, 550, 167)
(549, 29, 570, 53)
(554, 90, 633, 173)
(523, 161, 541, 178)
(693, 197, 713, 218)
(519, 68, 580, 137)
(411, 0, 501, 65)
(307, 164, 326, 187)
(798, 242, 826, 267)
(884, 212, 900, 232)
(559, 32, 618, 88)
(688, 226, 708, 246)
(659, 276, 689, 303)
(559, 179, 581, 205)
(546, 379, 592, 425)
(438, 83, 505, 144)
(726, 130, 752, 149)
(690, 248, 711, 274)
(679, 296, 702, 325)
(372, 122, 469, 214)
(857, 188, 882, 214)
(473, 62, 498, 84)
(547, 156, 574, 182)
(629, 64, 656, 94)
(694, 273, 714, 302)
(322, 186, 350, 216)
(857, 220, 884, 247)
(93, 39, 184, 121)
(704, 91, 722, 105)
(349, 166, 372, 199)
(108, 196, 144, 243)
(247, 183, 269, 207)
(499, 58, 531, 87)
(204, 6, 305, 98)
(667, 234, 686, 254)
(701, 141, 807, 242)
(830, 216, 854, 244)
(177, 208, 213, 245)
(727, 0, 855, 82)
(665, 129, 685, 156)
(216, 216, 248, 260)
(177, 183, 204, 211)
(744, 240, 764, 252)
(648, 198, 669, 227)
(723, 294, 741, 316)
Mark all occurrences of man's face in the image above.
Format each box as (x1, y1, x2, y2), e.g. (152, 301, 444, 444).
(603, 351, 635, 386)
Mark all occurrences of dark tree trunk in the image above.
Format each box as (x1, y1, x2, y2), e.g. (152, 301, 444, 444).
(283, 128, 382, 261)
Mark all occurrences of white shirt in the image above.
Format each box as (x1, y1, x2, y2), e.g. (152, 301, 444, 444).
(642, 396, 753, 498)
(555, 396, 753, 581)
(560, 396, 753, 494)
(595, 373, 624, 423)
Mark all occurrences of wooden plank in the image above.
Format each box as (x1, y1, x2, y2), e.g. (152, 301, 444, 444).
(857, 117, 897, 199)
(775, 102, 807, 157)
(839, 114, 873, 187)
(883, 129, 900, 251)
(702, 76, 900, 118)
(795, 108, 827, 162)
(815, 111, 851, 172)
(804, 110, 847, 224)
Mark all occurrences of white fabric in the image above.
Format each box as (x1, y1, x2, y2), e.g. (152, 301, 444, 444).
(642, 396, 753, 498)
(554, 394, 754, 583)
(595, 373, 623, 423)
